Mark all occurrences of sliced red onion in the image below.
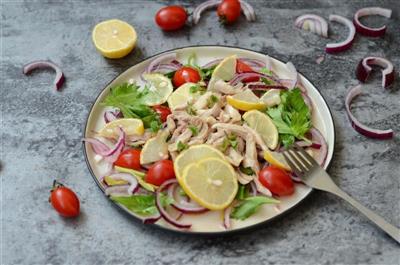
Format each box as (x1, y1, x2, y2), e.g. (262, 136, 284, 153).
(238, 58, 265, 68)
(105, 185, 131, 196)
(146, 53, 177, 73)
(193, 0, 220, 24)
(170, 60, 183, 68)
(295, 14, 328, 37)
(143, 214, 162, 224)
(254, 178, 272, 197)
(290, 173, 302, 183)
(247, 84, 287, 90)
(249, 181, 257, 196)
(353, 7, 392, 37)
(150, 63, 180, 74)
(156, 179, 192, 229)
(326, 15, 355, 54)
(83, 128, 125, 163)
(345, 85, 394, 139)
(104, 109, 122, 123)
(23, 60, 65, 90)
(167, 183, 208, 213)
(201, 58, 222, 69)
(230, 72, 279, 85)
(239, 0, 256, 22)
(296, 140, 322, 149)
(309, 128, 328, 166)
(223, 205, 233, 229)
(356, 57, 395, 89)
(106, 173, 139, 194)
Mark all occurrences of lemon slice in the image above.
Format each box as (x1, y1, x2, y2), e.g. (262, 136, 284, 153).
(98, 118, 144, 139)
(226, 89, 266, 111)
(142, 73, 173, 106)
(174, 144, 225, 181)
(263, 150, 291, 171)
(208, 55, 237, 91)
(260, 89, 281, 107)
(140, 130, 169, 164)
(92, 19, 137, 59)
(243, 110, 279, 149)
(180, 158, 238, 210)
(167, 82, 201, 110)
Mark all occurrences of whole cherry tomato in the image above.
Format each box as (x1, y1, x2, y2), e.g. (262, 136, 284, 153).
(258, 166, 295, 196)
(155, 6, 187, 31)
(49, 180, 80, 218)
(172, 67, 201, 88)
(236, 59, 259, 83)
(217, 0, 242, 24)
(153, 105, 171, 122)
(145, 160, 175, 186)
(114, 149, 141, 170)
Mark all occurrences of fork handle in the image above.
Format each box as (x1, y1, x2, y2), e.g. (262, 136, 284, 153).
(329, 186, 400, 243)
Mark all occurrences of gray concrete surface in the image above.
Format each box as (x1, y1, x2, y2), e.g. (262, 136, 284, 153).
(1, 0, 400, 264)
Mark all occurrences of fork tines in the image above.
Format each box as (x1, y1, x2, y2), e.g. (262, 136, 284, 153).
(282, 144, 319, 177)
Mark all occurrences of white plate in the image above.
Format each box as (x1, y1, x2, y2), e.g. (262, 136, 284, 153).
(83, 46, 335, 235)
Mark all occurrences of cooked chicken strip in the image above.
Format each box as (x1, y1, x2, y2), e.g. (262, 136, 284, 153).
(243, 136, 260, 173)
(198, 101, 222, 118)
(225, 147, 243, 167)
(188, 122, 209, 145)
(254, 178, 272, 196)
(243, 125, 268, 151)
(193, 92, 213, 110)
(166, 115, 176, 133)
(225, 104, 241, 123)
(212, 80, 243, 95)
(236, 169, 254, 185)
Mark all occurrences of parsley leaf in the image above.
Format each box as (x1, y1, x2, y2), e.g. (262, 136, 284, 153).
(239, 166, 254, 176)
(220, 133, 238, 152)
(111, 193, 173, 216)
(259, 67, 274, 76)
(206, 94, 219, 108)
(188, 125, 199, 136)
(186, 103, 197, 116)
(177, 141, 188, 152)
(231, 196, 280, 220)
(200, 65, 216, 80)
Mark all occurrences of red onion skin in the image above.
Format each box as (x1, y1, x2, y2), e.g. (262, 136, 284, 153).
(143, 215, 162, 224)
(356, 58, 395, 89)
(325, 40, 354, 54)
(167, 183, 208, 214)
(23, 60, 65, 90)
(353, 19, 387, 37)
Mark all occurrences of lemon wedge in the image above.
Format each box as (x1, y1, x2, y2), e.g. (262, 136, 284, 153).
(140, 130, 169, 165)
(142, 73, 173, 106)
(180, 158, 238, 210)
(226, 89, 266, 111)
(260, 89, 281, 107)
(208, 55, 237, 90)
(92, 19, 137, 59)
(98, 118, 144, 139)
(167, 82, 201, 110)
(263, 150, 291, 171)
(243, 110, 279, 149)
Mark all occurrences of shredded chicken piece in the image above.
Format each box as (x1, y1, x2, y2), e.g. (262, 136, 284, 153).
(166, 115, 176, 133)
(225, 104, 241, 123)
(193, 92, 213, 110)
(169, 124, 186, 143)
(237, 136, 245, 153)
(126, 131, 153, 145)
(204, 116, 217, 125)
(225, 147, 243, 167)
(254, 178, 272, 196)
(211, 137, 225, 149)
(212, 80, 244, 95)
(198, 101, 222, 118)
(188, 122, 209, 145)
(243, 125, 268, 151)
(206, 129, 225, 144)
(236, 169, 254, 185)
(243, 136, 260, 173)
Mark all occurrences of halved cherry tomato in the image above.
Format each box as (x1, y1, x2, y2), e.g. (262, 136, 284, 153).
(145, 160, 175, 186)
(49, 181, 80, 218)
(173, 67, 201, 88)
(114, 149, 141, 170)
(153, 105, 171, 122)
(217, 0, 241, 24)
(236, 59, 259, 83)
(258, 166, 294, 196)
(155, 6, 187, 31)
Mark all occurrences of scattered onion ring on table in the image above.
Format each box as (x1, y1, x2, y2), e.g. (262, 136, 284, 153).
(353, 7, 392, 37)
(345, 85, 394, 139)
(356, 57, 395, 89)
(23, 60, 65, 90)
(294, 14, 328, 37)
(325, 14, 356, 53)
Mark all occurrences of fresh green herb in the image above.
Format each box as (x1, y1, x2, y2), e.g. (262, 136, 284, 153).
(266, 88, 311, 147)
(102, 82, 161, 129)
(239, 166, 255, 176)
(150, 120, 162, 133)
(164, 71, 175, 79)
(231, 196, 280, 220)
(189, 84, 206, 94)
(206, 94, 219, 108)
(186, 103, 197, 116)
(177, 141, 188, 152)
(220, 138, 230, 152)
(261, 77, 274, 85)
(188, 125, 199, 136)
(260, 67, 273, 76)
(200, 65, 216, 80)
(111, 193, 173, 216)
(220, 133, 238, 152)
(178, 187, 187, 197)
(236, 184, 249, 200)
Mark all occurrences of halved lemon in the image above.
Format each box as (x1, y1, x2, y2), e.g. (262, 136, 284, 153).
(92, 19, 137, 59)
(243, 110, 279, 149)
(167, 82, 201, 110)
(263, 149, 291, 171)
(226, 89, 266, 111)
(98, 118, 144, 139)
(173, 144, 225, 181)
(208, 55, 237, 90)
(142, 73, 173, 106)
(260, 89, 281, 107)
(180, 158, 238, 210)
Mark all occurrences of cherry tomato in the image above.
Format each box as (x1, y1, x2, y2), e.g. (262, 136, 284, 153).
(114, 149, 141, 170)
(145, 160, 175, 186)
(49, 181, 80, 218)
(236, 59, 259, 83)
(153, 105, 171, 122)
(155, 6, 187, 31)
(173, 67, 201, 88)
(258, 166, 295, 196)
(217, 0, 241, 24)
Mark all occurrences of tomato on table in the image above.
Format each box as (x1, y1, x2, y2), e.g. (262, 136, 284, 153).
(145, 160, 176, 186)
(155, 6, 187, 31)
(258, 166, 294, 196)
(236, 59, 259, 83)
(217, 0, 242, 24)
(173, 67, 201, 88)
(49, 181, 80, 218)
(114, 149, 141, 170)
(153, 105, 171, 122)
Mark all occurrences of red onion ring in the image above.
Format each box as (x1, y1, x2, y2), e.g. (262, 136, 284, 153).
(249, 181, 257, 196)
(156, 179, 192, 229)
(296, 141, 322, 149)
(167, 183, 208, 213)
(146, 53, 177, 73)
(143, 214, 162, 224)
(106, 173, 139, 194)
(105, 185, 131, 196)
(356, 57, 395, 89)
(23, 60, 65, 90)
(193, 0, 220, 24)
(239, 0, 256, 22)
(353, 7, 392, 37)
(345, 85, 394, 139)
(201, 58, 222, 69)
(239, 58, 265, 68)
(295, 14, 328, 37)
(230, 72, 279, 85)
(247, 84, 287, 90)
(309, 128, 328, 166)
(325, 15, 356, 54)
(223, 205, 233, 229)
(104, 109, 122, 123)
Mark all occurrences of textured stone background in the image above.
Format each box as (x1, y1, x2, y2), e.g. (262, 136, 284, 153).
(1, 0, 399, 264)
